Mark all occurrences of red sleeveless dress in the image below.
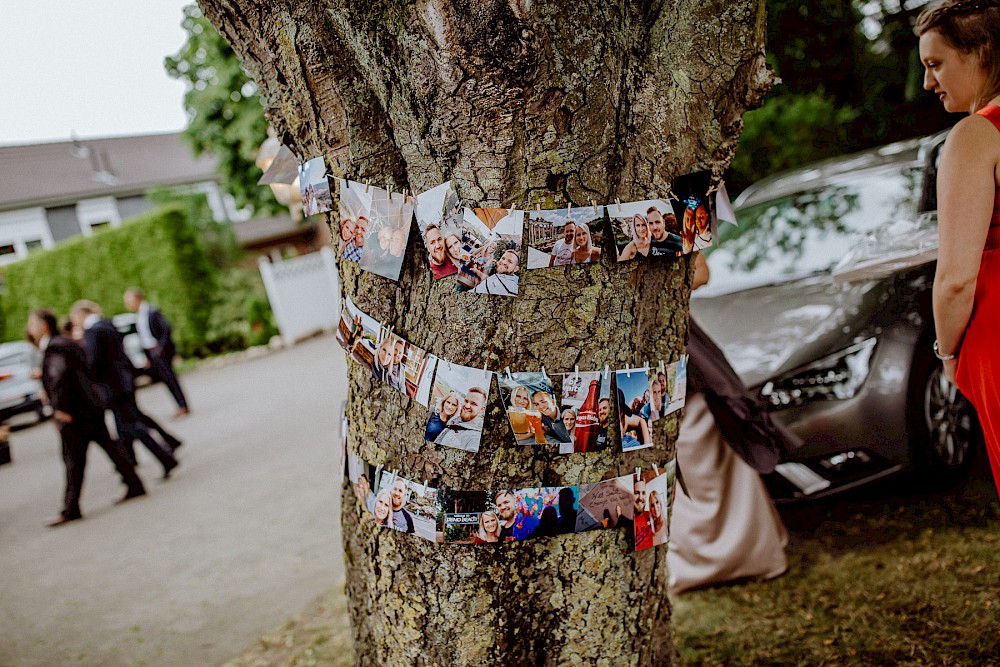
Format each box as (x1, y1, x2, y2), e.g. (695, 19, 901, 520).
(955, 104, 1000, 496)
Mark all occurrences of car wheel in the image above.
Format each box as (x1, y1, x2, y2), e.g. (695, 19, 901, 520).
(909, 348, 980, 483)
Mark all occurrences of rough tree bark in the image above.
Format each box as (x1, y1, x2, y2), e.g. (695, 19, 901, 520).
(200, 1, 770, 665)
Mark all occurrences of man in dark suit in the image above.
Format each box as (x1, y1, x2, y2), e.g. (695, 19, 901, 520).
(27, 309, 146, 527)
(70, 300, 179, 480)
(124, 288, 189, 418)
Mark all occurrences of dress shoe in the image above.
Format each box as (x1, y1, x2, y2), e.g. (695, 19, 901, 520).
(114, 489, 146, 505)
(161, 458, 179, 480)
(47, 514, 82, 528)
(172, 407, 190, 419)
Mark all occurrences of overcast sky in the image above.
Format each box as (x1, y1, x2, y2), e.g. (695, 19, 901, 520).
(0, 0, 192, 146)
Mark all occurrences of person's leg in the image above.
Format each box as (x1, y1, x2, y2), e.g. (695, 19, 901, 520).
(149, 352, 188, 411)
(57, 423, 88, 520)
(137, 408, 182, 451)
(111, 395, 178, 478)
(84, 412, 145, 497)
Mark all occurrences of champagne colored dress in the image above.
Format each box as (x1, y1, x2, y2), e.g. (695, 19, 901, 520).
(955, 104, 1000, 497)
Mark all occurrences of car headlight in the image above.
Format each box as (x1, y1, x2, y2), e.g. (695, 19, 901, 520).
(760, 337, 877, 408)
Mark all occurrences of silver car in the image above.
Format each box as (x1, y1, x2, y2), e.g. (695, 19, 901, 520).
(0, 341, 47, 423)
(695, 130, 980, 501)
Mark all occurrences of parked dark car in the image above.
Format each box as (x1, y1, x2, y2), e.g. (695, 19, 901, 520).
(694, 130, 982, 501)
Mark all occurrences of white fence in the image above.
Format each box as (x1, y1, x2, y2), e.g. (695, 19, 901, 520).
(258, 246, 340, 343)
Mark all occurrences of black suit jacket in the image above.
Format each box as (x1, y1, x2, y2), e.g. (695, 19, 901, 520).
(83, 318, 135, 405)
(145, 306, 175, 360)
(41, 336, 102, 418)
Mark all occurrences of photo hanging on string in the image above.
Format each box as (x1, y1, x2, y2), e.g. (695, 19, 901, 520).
(414, 181, 464, 280)
(440, 490, 495, 544)
(449, 207, 522, 295)
(298, 157, 334, 217)
(335, 296, 382, 377)
(670, 170, 714, 255)
(575, 474, 635, 532)
(347, 449, 380, 517)
(374, 472, 441, 542)
(615, 367, 655, 452)
(359, 186, 415, 281)
(497, 371, 570, 448)
(492, 486, 579, 541)
(633, 462, 675, 551)
(337, 179, 373, 263)
(525, 206, 605, 269)
(560, 369, 613, 453)
(663, 355, 688, 416)
(423, 361, 492, 453)
(609, 199, 680, 262)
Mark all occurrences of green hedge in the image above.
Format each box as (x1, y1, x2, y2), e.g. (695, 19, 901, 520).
(1, 205, 217, 357)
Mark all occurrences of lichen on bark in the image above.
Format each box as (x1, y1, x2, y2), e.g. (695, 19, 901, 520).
(200, 0, 771, 664)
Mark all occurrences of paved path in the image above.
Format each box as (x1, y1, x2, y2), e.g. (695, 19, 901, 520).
(0, 336, 346, 667)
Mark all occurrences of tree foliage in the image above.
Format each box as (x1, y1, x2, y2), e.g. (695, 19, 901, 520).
(164, 4, 280, 216)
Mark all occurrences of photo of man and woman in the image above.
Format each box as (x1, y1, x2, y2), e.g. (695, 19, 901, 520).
(464, 208, 524, 296)
(609, 199, 678, 262)
(298, 156, 334, 217)
(497, 371, 571, 448)
(359, 186, 415, 281)
(492, 487, 579, 541)
(633, 463, 675, 551)
(440, 490, 499, 544)
(414, 181, 464, 280)
(335, 296, 382, 376)
(374, 473, 441, 542)
(670, 170, 713, 255)
(337, 179, 373, 263)
(424, 361, 492, 453)
(575, 475, 635, 532)
(525, 206, 604, 269)
(560, 370, 612, 453)
(615, 368, 655, 451)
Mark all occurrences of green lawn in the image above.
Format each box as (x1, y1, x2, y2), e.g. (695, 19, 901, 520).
(227, 468, 1000, 667)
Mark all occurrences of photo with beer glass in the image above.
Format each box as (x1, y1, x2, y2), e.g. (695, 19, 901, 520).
(337, 178, 373, 263)
(374, 472, 441, 543)
(575, 474, 635, 532)
(297, 156, 334, 217)
(335, 296, 382, 376)
(670, 170, 713, 255)
(440, 489, 497, 544)
(497, 371, 570, 447)
(525, 206, 605, 269)
(359, 186, 415, 281)
(424, 361, 493, 453)
(492, 486, 580, 541)
(561, 369, 613, 453)
(608, 199, 678, 262)
(632, 463, 675, 551)
(414, 181, 464, 280)
(615, 367, 655, 451)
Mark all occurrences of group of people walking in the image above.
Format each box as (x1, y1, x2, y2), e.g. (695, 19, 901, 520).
(25, 289, 190, 527)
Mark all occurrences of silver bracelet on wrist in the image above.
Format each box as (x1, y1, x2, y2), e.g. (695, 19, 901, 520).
(933, 340, 957, 361)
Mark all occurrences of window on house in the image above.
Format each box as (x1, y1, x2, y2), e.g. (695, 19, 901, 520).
(24, 239, 43, 252)
(89, 221, 111, 232)
(0, 244, 15, 257)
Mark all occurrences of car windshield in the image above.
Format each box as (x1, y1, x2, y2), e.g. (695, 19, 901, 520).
(706, 166, 923, 292)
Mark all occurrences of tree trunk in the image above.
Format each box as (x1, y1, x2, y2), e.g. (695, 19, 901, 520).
(200, 1, 771, 664)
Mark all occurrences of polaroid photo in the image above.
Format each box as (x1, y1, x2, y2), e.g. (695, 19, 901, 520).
(492, 487, 579, 541)
(608, 199, 681, 262)
(298, 156, 334, 217)
(497, 371, 570, 448)
(347, 449, 380, 518)
(257, 144, 299, 185)
(359, 186, 415, 281)
(615, 367, 655, 451)
(335, 296, 382, 376)
(671, 170, 713, 255)
(575, 474, 635, 532)
(337, 400, 348, 486)
(337, 179, 373, 263)
(440, 490, 497, 544)
(525, 206, 605, 269)
(372, 327, 405, 389)
(424, 361, 492, 453)
(633, 462, 675, 551)
(414, 181, 464, 280)
(375, 472, 441, 543)
(402, 344, 437, 407)
(466, 208, 523, 296)
(663, 355, 688, 416)
(561, 369, 613, 453)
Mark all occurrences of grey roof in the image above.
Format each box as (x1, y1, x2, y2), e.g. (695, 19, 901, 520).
(231, 215, 322, 247)
(0, 132, 219, 211)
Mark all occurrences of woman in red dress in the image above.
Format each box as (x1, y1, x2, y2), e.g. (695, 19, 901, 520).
(919, 0, 1000, 495)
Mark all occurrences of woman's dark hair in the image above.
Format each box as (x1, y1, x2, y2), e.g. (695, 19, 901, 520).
(30, 309, 58, 337)
(917, 0, 1000, 110)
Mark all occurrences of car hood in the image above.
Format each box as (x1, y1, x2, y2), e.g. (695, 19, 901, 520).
(691, 274, 884, 388)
